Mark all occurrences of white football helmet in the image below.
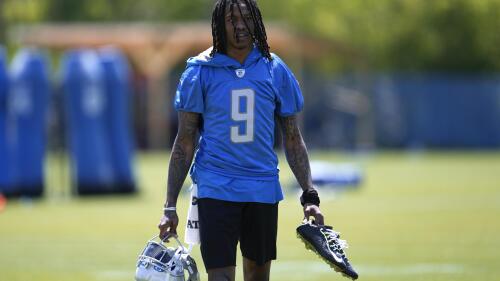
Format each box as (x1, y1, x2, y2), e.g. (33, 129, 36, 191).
(135, 236, 199, 281)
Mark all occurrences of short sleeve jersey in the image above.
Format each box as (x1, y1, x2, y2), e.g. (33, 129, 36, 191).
(174, 47, 303, 203)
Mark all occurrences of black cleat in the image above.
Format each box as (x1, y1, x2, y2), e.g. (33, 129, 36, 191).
(297, 221, 358, 280)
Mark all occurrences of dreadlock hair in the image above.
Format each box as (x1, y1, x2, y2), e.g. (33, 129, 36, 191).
(210, 0, 272, 60)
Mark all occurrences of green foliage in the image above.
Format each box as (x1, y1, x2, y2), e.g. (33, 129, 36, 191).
(274, 0, 500, 72)
(3, 0, 213, 22)
(3, 0, 48, 23)
(44, 0, 214, 22)
(2, 0, 500, 72)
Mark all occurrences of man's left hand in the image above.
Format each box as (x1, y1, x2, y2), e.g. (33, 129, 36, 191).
(303, 203, 324, 225)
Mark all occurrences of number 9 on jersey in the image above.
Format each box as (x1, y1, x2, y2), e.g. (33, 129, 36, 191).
(231, 89, 255, 143)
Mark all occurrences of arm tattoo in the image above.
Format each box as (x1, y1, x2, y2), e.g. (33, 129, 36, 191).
(166, 112, 200, 206)
(278, 115, 313, 191)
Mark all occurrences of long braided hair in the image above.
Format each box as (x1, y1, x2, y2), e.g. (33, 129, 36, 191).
(210, 0, 272, 60)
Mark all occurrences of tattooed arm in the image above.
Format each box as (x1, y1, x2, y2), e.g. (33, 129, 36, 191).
(166, 111, 200, 206)
(278, 115, 324, 224)
(159, 111, 200, 238)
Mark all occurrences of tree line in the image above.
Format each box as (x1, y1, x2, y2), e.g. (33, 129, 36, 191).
(1, 0, 499, 73)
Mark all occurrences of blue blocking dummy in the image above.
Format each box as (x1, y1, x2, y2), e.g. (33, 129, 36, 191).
(0, 47, 9, 194)
(6, 48, 49, 197)
(62, 50, 114, 195)
(99, 47, 136, 193)
(62, 49, 135, 195)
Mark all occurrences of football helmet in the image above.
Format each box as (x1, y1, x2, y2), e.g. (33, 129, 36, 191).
(135, 235, 200, 281)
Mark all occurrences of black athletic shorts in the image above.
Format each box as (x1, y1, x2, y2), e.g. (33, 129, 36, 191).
(198, 198, 278, 270)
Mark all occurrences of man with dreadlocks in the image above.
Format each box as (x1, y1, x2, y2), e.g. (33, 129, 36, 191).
(158, 1, 356, 281)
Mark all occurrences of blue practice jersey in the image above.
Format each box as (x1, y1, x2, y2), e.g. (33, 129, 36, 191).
(174, 47, 303, 203)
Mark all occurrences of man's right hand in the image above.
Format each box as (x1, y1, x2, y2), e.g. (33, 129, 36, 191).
(158, 211, 179, 241)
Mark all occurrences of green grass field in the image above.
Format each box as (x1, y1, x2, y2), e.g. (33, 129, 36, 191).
(1, 151, 499, 281)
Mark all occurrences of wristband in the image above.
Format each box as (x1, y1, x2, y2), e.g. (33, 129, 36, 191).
(300, 188, 320, 207)
(163, 206, 177, 212)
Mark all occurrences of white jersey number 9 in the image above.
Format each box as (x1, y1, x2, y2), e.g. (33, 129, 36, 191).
(231, 89, 255, 143)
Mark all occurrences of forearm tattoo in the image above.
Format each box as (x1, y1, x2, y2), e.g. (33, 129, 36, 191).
(278, 115, 313, 191)
(166, 112, 200, 206)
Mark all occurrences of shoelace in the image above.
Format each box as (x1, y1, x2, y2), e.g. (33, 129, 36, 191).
(321, 227, 349, 258)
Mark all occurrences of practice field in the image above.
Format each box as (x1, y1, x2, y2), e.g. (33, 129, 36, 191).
(1, 151, 499, 281)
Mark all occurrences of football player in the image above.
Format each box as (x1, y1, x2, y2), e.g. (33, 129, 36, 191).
(158, 1, 323, 280)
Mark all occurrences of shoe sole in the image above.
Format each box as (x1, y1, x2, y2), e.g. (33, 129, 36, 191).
(296, 232, 357, 280)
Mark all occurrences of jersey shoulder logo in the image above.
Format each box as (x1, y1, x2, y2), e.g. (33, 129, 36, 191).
(235, 68, 245, 78)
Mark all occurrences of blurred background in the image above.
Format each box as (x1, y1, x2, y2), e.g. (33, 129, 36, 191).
(0, 1, 499, 281)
